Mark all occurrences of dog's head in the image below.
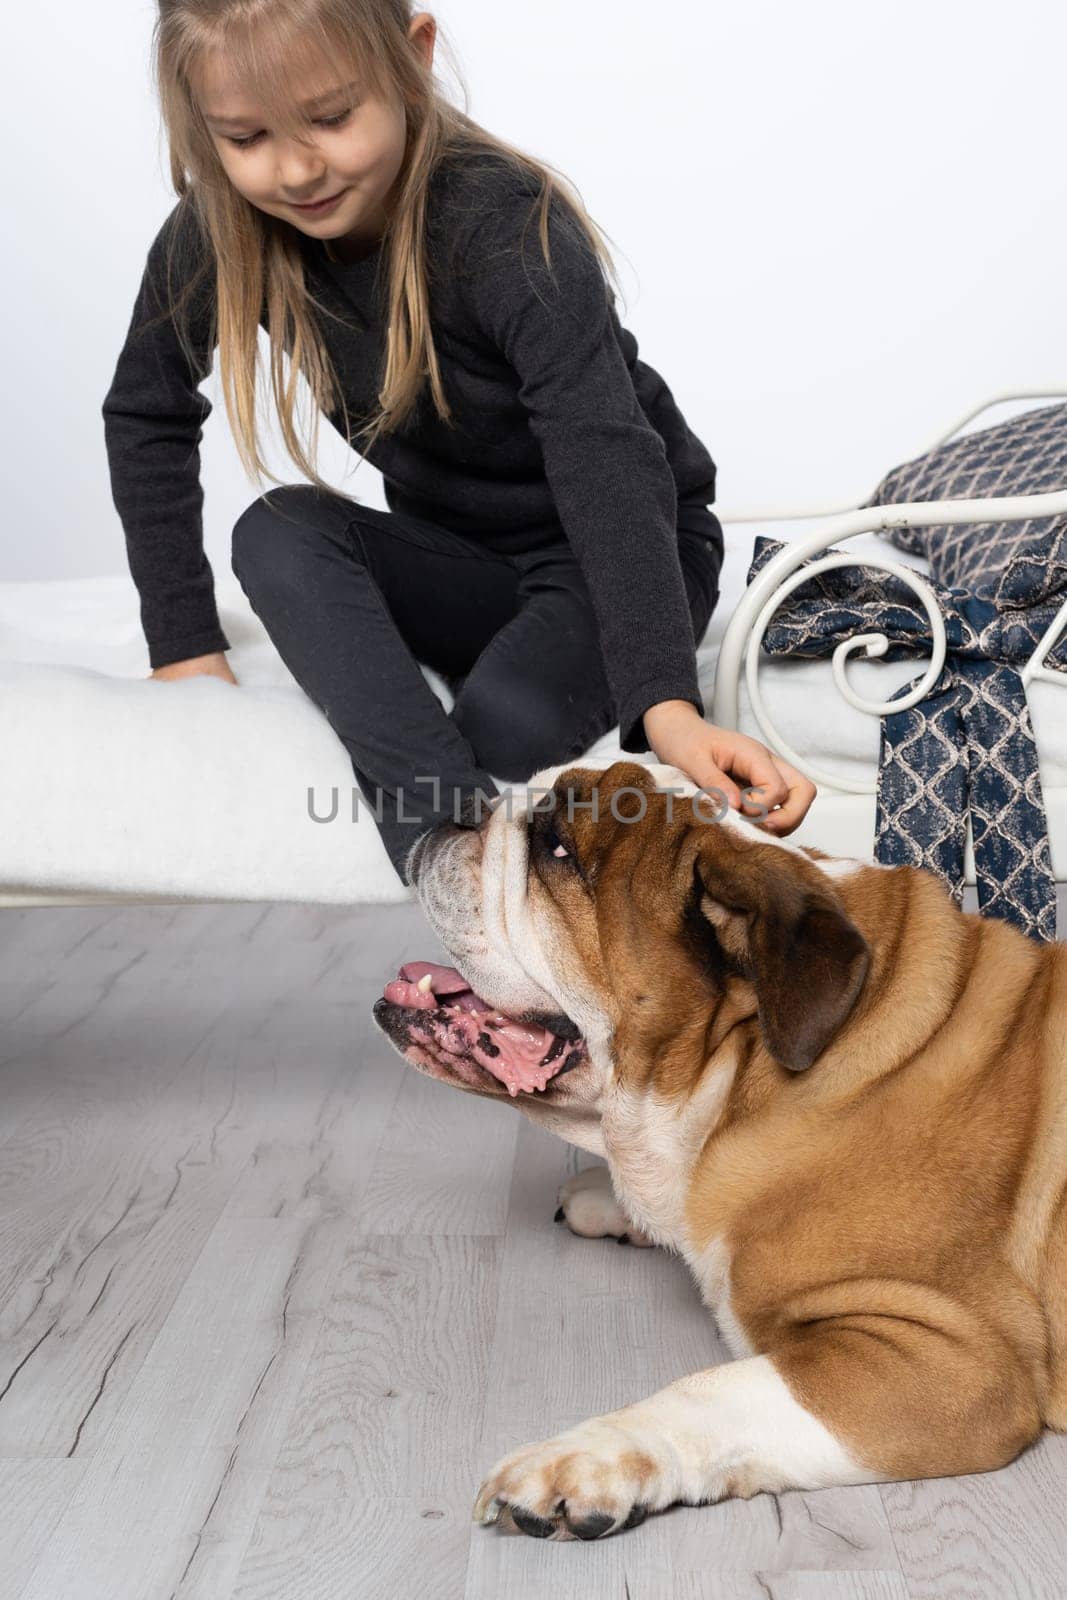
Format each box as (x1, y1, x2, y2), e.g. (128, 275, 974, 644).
(372, 760, 871, 1147)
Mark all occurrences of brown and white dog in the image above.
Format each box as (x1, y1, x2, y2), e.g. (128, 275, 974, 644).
(372, 758, 1067, 1542)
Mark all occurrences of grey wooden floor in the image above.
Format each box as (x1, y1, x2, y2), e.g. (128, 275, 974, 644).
(2, 900, 1065, 1600)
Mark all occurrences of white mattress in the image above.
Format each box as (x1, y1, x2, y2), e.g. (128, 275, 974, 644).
(2, 523, 1065, 904)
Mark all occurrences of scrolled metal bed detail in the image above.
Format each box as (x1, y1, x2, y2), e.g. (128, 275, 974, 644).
(711, 390, 1067, 941)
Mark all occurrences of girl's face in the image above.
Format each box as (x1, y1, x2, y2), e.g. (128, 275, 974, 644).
(194, 14, 435, 257)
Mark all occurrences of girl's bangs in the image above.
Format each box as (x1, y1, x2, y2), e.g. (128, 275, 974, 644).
(194, 18, 377, 139)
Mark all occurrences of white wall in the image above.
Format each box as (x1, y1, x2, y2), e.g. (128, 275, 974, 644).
(4, 0, 1066, 581)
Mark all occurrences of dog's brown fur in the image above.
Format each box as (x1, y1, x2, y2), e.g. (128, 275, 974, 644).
(564, 764, 1066, 1480)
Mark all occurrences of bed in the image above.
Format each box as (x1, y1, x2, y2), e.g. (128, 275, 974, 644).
(2, 391, 1065, 933)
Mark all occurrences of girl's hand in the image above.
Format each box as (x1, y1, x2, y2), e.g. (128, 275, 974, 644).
(150, 652, 238, 686)
(641, 700, 817, 836)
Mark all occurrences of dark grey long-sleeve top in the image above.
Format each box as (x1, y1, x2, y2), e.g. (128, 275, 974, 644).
(101, 151, 719, 751)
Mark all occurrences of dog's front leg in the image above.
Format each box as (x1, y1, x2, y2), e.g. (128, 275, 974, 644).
(475, 1308, 1044, 1541)
(473, 1355, 879, 1540)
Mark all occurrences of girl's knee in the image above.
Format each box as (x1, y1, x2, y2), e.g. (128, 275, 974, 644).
(454, 674, 608, 782)
(231, 485, 349, 589)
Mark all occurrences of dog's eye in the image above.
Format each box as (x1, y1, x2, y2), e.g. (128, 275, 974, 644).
(534, 819, 572, 862)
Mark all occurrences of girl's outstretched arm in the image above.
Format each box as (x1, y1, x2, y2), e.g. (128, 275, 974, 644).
(454, 174, 816, 835)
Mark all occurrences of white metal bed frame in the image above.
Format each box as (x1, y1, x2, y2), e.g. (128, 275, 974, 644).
(4, 390, 1066, 909)
(711, 389, 1067, 886)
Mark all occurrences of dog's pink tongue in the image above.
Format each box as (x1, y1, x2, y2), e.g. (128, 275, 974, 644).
(381, 961, 572, 1096)
(399, 961, 467, 991)
(387, 960, 487, 1010)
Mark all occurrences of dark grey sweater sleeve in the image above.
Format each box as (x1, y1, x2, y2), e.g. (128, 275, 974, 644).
(101, 202, 231, 669)
(456, 185, 704, 754)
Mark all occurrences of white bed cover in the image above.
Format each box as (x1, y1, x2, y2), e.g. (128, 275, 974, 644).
(2, 524, 1065, 906)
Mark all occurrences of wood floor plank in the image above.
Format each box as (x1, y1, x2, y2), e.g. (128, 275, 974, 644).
(3, 902, 1065, 1598)
(0, 997, 316, 1457)
(356, 1068, 518, 1236)
(881, 1430, 1067, 1600)
(228, 1234, 502, 1600)
(15, 1214, 333, 1600)
(464, 1125, 902, 1597)
(8, 895, 416, 1593)
(0, 1459, 83, 1600)
(665, 1576, 910, 1599)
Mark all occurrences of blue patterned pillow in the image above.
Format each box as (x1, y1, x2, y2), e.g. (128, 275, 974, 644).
(864, 402, 1067, 610)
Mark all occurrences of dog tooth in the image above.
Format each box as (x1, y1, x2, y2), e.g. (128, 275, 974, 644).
(416, 974, 433, 993)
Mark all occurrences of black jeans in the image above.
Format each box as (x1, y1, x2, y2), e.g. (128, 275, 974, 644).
(230, 484, 723, 886)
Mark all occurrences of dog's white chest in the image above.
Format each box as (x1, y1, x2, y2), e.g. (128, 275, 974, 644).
(601, 1096, 691, 1250)
(601, 1067, 733, 1253)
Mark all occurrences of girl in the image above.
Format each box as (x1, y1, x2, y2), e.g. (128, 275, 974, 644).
(103, 0, 816, 885)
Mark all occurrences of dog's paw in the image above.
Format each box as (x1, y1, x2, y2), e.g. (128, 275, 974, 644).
(472, 1419, 664, 1539)
(554, 1166, 654, 1246)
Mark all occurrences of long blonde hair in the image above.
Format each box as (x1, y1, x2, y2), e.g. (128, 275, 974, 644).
(150, 0, 624, 498)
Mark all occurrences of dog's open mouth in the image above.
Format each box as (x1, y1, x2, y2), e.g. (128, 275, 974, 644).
(372, 961, 587, 1097)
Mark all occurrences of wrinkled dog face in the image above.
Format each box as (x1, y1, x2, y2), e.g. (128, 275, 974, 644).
(371, 758, 871, 1141)
(372, 760, 632, 1144)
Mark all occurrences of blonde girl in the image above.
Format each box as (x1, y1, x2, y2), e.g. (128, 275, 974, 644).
(103, 0, 816, 882)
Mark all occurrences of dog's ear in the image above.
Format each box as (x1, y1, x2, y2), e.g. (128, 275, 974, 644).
(692, 825, 870, 1073)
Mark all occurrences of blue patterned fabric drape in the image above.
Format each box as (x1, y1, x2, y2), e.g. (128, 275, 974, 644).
(746, 535, 1067, 943)
(866, 402, 1067, 607)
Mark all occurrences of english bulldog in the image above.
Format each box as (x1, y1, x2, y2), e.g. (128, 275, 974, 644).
(371, 759, 1067, 1542)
